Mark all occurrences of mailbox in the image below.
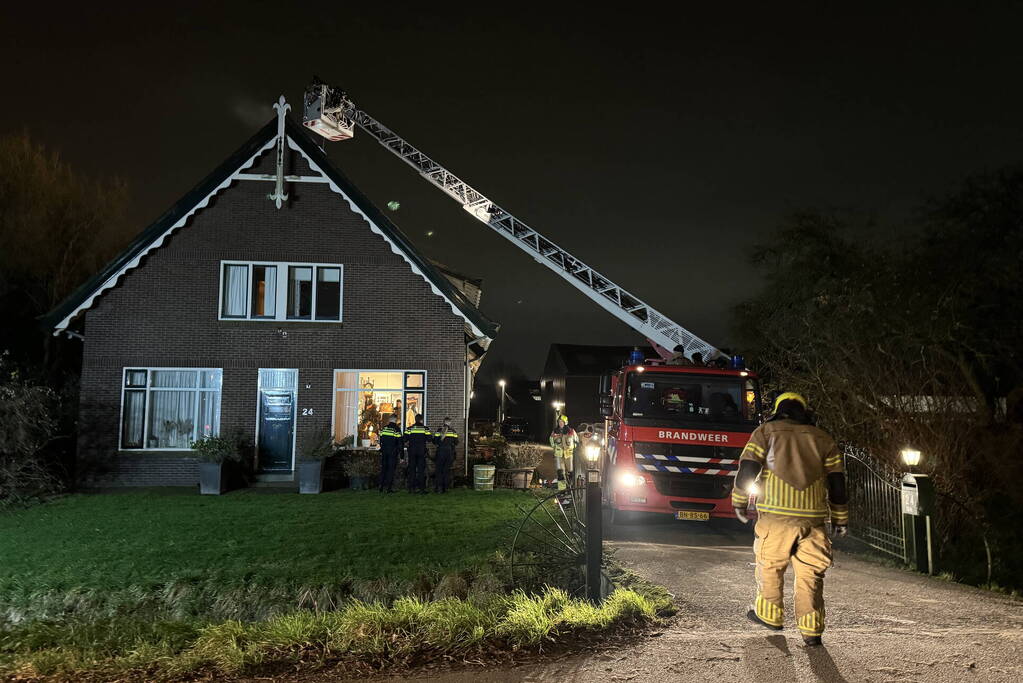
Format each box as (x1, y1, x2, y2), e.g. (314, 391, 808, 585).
(901, 472, 935, 574)
(901, 473, 933, 516)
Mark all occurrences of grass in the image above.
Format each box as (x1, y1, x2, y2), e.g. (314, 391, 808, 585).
(0, 488, 671, 680)
(1, 487, 528, 593)
(5, 587, 660, 679)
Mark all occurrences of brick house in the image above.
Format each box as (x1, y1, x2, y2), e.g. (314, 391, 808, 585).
(44, 103, 498, 486)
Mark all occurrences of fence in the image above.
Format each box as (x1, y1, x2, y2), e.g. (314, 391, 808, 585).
(844, 448, 906, 561)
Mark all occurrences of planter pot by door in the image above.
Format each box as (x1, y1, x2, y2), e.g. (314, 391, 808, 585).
(298, 460, 324, 494)
(199, 462, 223, 495)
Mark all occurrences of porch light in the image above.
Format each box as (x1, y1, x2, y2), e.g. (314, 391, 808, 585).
(552, 401, 563, 410)
(584, 444, 600, 463)
(901, 448, 922, 468)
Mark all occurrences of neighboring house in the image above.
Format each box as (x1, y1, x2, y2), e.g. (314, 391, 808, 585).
(540, 343, 653, 436)
(44, 102, 498, 486)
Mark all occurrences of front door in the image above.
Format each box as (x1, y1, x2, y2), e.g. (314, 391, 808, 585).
(257, 369, 297, 472)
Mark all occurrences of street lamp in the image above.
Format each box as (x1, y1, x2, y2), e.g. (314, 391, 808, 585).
(583, 439, 603, 603)
(498, 379, 507, 424)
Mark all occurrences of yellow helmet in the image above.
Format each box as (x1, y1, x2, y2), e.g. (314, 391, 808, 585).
(558, 414, 569, 423)
(773, 392, 808, 414)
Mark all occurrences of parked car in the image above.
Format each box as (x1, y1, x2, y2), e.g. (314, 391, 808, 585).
(500, 417, 531, 442)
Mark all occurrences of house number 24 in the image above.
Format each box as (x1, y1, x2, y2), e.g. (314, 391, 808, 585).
(301, 408, 315, 416)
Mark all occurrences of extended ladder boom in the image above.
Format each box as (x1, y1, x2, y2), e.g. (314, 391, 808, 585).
(303, 83, 721, 359)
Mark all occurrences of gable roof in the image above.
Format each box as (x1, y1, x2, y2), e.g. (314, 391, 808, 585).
(542, 343, 655, 377)
(43, 113, 499, 342)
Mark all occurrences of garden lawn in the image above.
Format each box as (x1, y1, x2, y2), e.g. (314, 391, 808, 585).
(0, 488, 529, 596)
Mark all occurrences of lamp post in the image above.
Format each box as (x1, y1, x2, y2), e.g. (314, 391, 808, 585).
(583, 442, 602, 602)
(498, 380, 507, 424)
(899, 447, 934, 574)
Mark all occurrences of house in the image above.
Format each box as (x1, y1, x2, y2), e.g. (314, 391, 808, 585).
(540, 343, 653, 436)
(44, 100, 498, 486)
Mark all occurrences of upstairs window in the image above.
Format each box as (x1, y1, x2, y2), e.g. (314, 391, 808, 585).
(220, 261, 343, 322)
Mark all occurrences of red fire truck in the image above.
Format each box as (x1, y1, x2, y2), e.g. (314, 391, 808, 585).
(599, 364, 761, 522)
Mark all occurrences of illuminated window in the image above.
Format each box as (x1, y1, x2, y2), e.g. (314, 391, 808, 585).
(332, 370, 427, 448)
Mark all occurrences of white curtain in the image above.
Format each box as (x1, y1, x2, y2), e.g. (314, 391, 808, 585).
(148, 391, 196, 448)
(223, 265, 247, 317)
(262, 267, 277, 317)
(122, 390, 146, 448)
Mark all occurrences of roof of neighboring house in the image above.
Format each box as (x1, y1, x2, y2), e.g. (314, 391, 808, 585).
(542, 343, 655, 377)
(42, 113, 499, 341)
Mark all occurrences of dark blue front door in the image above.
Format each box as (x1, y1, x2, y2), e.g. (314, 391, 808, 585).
(258, 390, 294, 471)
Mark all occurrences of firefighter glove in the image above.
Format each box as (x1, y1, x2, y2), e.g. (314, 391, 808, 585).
(833, 524, 848, 538)
(734, 507, 750, 524)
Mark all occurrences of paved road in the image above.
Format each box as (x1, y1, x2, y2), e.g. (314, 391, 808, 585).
(399, 515, 1023, 682)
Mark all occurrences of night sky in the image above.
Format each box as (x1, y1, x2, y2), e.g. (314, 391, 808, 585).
(5, 3, 1023, 375)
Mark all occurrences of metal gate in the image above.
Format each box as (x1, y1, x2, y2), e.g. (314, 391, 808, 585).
(844, 448, 906, 561)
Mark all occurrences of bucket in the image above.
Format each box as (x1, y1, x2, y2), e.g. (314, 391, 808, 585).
(473, 464, 496, 491)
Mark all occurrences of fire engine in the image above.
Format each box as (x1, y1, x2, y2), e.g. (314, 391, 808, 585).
(300, 80, 761, 522)
(598, 364, 760, 522)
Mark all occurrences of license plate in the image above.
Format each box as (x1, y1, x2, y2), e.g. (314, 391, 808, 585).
(676, 511, 710, 521)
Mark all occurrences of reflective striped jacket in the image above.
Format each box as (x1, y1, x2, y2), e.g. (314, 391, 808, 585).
(379, 423, 403, 456)
(434, 426, 459, 453)
(404, 424, 433, 454)
(731, 419, 848, 524)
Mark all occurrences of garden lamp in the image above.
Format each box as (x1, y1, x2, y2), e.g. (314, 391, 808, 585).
(901, 448, 922, 468)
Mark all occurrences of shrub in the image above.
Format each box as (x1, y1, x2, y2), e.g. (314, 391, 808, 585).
(189, 435, 241, 464)
(499, 443, 544, 469)
(0, 351, 64, 507)
(299, 427, 335, 461)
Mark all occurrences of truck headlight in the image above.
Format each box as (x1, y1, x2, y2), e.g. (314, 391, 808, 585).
(617, 472, 646, 487)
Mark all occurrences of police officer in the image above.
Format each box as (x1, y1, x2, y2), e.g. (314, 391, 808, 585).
(404, 414, 432, 494)
(433, 417, 458, 493)
(378, 415, 403, 493)
(731, 392, 849, 647)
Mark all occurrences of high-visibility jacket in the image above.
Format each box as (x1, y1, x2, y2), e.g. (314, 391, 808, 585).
(550, 427, 579, 457)
(379, 422, 403, 457)
(731, 419, 848, 525)
(434, 426, 459, 455)
(404, 423, 433, 455)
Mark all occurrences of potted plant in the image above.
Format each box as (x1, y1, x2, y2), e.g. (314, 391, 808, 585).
(298, 427, 334, 494)
(497, 443, 544, 489)
(191, 435, 241, 495)
(343, 450, 378, 490)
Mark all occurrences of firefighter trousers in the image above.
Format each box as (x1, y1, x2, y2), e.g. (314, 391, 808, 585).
(554, 451, 572, 489)
(753, 513, 833, 637)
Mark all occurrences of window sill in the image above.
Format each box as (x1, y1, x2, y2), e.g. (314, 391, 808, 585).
(218, 318, 344, 324)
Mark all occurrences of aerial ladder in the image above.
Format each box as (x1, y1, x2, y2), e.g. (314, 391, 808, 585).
(302, 81, 721, 361)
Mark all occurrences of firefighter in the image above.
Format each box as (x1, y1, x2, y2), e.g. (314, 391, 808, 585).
(549, 415, 579, 490)
(433, 417, 458, 493)
(731, 392, 849, 647)
(667, 344, 693, 366)
(404, 414, 432, 494)
(378, 415, 403, 493)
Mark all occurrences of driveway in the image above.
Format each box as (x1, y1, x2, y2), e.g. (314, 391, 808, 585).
(400, 516, 1023, 682)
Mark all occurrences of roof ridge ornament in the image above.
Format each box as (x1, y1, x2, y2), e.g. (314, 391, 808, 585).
(268, 95, 291, 209)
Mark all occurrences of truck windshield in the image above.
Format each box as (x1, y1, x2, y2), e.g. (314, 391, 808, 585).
(625, 373, 756, 425)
